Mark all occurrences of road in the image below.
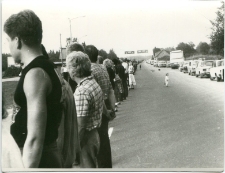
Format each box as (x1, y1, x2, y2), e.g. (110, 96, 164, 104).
(110, 62, 224, 169)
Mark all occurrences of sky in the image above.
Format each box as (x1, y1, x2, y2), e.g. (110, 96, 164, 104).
(1, 0, 222, 57)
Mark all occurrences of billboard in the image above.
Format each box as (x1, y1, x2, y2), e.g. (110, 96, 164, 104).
(137, 50, 148, 53)
(170, 50, 184, 63)
(125, 51, 135, 54)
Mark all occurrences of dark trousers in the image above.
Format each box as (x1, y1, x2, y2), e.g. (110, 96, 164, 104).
(38, 142, 62, 168)
(80, 128, 100, 168)
(123, 74, 129, 98)
(97, 115, 112, 168)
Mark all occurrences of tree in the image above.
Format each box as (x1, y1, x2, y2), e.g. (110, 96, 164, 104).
(107, 49, 118, 60)
(2, 53, 10, 71)
(82, 42, 86, 49)
(153, 47, 161, 56)
(98, 49, 108, 60)
(176, 42, 196, 58)
(210, 2, 224, 55)
(196, 42, 210, 55)
(48, 50, 60, 62)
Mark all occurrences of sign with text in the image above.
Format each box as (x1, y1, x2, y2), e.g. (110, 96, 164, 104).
(137, 50, 148, 53)
(125, 51, 135, 54)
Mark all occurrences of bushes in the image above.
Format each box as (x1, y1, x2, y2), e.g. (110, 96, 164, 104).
(2, 54, 9, 71)
(186, 55, 224, 61)
(3, 66, 22, 78)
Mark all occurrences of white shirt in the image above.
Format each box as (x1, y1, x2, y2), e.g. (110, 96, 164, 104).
(165, 76, 169, 81)
(122, 62, 128, 73)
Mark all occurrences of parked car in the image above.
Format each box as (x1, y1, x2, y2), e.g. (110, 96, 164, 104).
(179, 62, 184, 72)
(154, 61, 158, 67)
(166, 61, 171, 68)
(182, 61, 189, 73)
(158, 61, 167, 67)
(187, 60, 199, 76)
(195, 60, 214, 78)
(210, 60, 224, 82)
(171, 63, 179, 69)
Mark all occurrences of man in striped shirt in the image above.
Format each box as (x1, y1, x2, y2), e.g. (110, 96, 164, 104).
(66, 51, 103, 168)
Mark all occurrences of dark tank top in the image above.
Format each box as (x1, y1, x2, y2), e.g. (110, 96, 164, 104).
(11, 56, 62, 148)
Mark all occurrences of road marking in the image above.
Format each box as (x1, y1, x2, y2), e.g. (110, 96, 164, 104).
(108, 127, 113, 138)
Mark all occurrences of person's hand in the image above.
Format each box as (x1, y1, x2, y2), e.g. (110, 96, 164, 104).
(106, 109, 116, 121)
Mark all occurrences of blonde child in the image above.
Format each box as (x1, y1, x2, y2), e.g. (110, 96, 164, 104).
(165, 73, 169, 87)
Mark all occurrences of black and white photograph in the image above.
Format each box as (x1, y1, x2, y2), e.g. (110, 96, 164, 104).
(1, 0, 224, 171)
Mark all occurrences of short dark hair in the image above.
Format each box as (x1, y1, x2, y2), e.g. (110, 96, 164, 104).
(4, 10, 42, 47)
(41, 44, 49, 59)
(2, 93, 8, 119)
(66, 42, 84, 55)
(85, 45, 99, 63)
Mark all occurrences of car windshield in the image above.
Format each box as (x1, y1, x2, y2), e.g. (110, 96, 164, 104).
(218, 61, 224, 66)
(205, 61, 213, 66)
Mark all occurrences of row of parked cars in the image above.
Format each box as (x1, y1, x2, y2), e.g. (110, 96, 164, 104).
(149, 60, 181, 69)
(147, 59, 224, 82)
(178, 59, 224, 81)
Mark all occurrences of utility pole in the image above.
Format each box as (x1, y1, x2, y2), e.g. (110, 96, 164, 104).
(68, 16, 85, 44)
(60, 33, 63, 66)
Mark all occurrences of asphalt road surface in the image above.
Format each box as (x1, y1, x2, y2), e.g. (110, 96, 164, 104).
(110, 62, 224, 169)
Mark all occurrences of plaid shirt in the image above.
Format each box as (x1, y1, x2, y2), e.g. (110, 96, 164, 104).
(74, 76, 103, 131)
(91, 63, 112, 100)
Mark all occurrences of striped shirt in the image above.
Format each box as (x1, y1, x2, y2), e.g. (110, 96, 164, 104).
(91, 63, 112, 100)
(74, 76, 103, 131)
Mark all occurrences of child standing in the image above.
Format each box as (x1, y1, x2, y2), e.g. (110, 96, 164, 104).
(165, 73, 169, 87)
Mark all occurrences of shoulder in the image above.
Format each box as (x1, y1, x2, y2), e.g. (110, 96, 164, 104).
(24, 67, 51, 93)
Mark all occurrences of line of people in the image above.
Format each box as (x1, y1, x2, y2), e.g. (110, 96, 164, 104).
(2, 9, 138, 169)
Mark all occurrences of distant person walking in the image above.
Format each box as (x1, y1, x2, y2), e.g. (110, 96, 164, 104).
(165, 73, 169, 87)
(140, 64, 141, 70)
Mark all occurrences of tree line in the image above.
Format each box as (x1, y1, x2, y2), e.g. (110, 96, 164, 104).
(153, 2, 224, 59)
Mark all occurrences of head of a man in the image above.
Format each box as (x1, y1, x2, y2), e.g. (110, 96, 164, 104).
(97, 56, 104, 64)
(85, 45, 99, 63)
(66, 51, 92, 82)
(66, 42, 85, 55)
(4, 10, 42, 64)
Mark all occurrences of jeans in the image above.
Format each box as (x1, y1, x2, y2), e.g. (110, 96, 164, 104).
(80, 128, 100, 168)
(97, 115, 112, 168)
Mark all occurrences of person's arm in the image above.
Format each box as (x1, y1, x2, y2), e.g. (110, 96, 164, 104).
(108, 88, 115, 110)
(22, 68, 51, 168)
(74, 91, 90, 141)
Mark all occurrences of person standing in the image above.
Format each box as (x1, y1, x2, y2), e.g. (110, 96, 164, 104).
(122, 59, 129, 98)
(165, 73, 169, 87)
(4, 10, 63, 168)
(85, 45, 116, 168)
(66, 52, 103, 168)
(140, 64, 141, 70)
(2, 95, 24, 168)
(66, 42, 85, 93)
(128, 62, 136, 89)
(113, 58, 126, 101)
